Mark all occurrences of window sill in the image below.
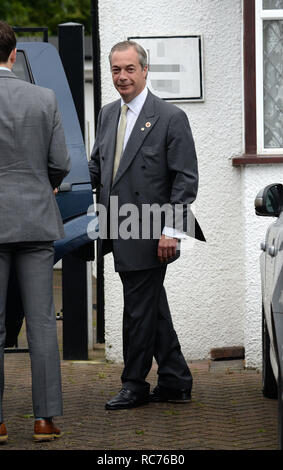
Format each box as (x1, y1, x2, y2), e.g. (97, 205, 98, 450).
(232, 154, 283, 166)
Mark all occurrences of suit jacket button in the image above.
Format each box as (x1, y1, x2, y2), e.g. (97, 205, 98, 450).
(135, 191, 140, 196)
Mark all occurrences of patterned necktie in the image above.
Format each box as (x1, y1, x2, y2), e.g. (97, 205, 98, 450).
(112, 104, 128, 181)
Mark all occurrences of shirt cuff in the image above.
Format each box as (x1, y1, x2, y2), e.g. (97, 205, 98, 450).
(162, 226, 190, 239)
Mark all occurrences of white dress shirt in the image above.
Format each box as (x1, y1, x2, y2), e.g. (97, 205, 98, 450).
(121, 86, 148, 150)
(0, 67, 11, 71)
(120, 87, 189, 240)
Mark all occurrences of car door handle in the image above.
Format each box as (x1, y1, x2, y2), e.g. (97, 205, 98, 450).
(260, 242, 266, 251)
(268, 246, 276, 257)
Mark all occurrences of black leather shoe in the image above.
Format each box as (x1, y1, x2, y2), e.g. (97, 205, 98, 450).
(105, 388, 149, 410)
(149, 385, 191, 403)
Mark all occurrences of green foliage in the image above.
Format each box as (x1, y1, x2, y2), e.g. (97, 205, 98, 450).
(0, 0, 91, 36)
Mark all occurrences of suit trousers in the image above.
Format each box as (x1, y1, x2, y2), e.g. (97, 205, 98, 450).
(119, 266, 192, 394)
(0, 242, 63, 422)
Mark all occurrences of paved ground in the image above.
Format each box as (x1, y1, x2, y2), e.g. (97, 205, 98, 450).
(0, 353, 279, 451)
(1, 271, 280, 451)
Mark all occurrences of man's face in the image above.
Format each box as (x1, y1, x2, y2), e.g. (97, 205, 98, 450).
(111, 47, 147, 103)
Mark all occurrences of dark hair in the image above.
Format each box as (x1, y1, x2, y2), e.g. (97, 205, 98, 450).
(0, 21, 16, 63)
(109, 40, 148, 69)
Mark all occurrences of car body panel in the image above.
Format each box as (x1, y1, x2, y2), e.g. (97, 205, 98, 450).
(256, 186, 283, 385)
(261, 216, 283, 382)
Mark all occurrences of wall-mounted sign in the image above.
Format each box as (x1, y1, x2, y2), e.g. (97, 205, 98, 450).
(128, 35, 204, 102)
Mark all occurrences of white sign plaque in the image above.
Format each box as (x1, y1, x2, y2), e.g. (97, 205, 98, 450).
(128, 35, 204, 101)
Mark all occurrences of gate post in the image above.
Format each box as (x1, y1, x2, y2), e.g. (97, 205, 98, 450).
(58, 22, 89, 360)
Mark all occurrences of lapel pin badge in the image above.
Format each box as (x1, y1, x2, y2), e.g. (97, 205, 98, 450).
(141, 127, 145, 131)
(145, 122, 151, 128)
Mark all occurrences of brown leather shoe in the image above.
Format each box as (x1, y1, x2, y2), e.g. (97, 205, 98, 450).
(0, 423, 8, 443)
(33, 419, 61, 442)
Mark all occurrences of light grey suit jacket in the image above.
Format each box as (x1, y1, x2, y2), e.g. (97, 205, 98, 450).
(89, 89, 204, 271)
(0, 70, 70, 242)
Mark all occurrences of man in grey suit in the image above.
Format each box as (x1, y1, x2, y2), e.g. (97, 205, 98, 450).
(89, 40, 204, 410)
(0, 21, 70, 443)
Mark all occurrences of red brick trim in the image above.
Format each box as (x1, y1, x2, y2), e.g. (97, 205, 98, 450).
(232, 155, 283, 166)
(243, 0, 257, 155)
(210, 346, 245, 360)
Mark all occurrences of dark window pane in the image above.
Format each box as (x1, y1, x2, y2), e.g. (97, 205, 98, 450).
(263, 20, 283, 148)
(13, 51, 33, 83)
(263, 0, 283, 9)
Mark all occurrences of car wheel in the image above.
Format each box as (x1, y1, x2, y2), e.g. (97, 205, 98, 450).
(262, 306, 278, 399)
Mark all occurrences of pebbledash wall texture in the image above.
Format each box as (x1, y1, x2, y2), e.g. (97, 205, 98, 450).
(94, 0, 280, 368)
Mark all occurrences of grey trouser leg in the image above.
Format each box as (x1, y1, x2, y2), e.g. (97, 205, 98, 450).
(154, 287, 193, 390)
(119, 266, 192, 393)
(0, 242, 63, 422)
(0, 251, 10, 423)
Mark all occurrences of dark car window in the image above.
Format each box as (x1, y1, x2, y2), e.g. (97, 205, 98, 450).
(266, 185, 282, 214)
(13, 51, 34, 83)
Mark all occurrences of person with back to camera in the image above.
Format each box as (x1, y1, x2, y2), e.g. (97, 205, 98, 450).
(0, 21, 70, 443)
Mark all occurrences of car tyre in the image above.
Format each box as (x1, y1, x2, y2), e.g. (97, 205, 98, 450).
(262, 306, 278, 399)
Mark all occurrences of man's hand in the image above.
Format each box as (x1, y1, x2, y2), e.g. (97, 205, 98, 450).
(53, 188, 58, 195)
(158, 234, 178, 263)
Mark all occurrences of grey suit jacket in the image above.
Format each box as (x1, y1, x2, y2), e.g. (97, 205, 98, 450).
(89, 89, 204, 271)
(0, 70, 70, 242)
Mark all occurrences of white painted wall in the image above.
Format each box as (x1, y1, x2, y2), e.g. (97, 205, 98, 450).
(95, 0, 248, 364)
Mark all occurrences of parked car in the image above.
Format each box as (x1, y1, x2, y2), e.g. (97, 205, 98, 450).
(255, 183, 283, 449)
(5, 41, 98, 351)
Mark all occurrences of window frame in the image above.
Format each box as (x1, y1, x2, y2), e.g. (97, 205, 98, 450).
(232, 0, 283, 165)
(255, 0, 283, 155)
